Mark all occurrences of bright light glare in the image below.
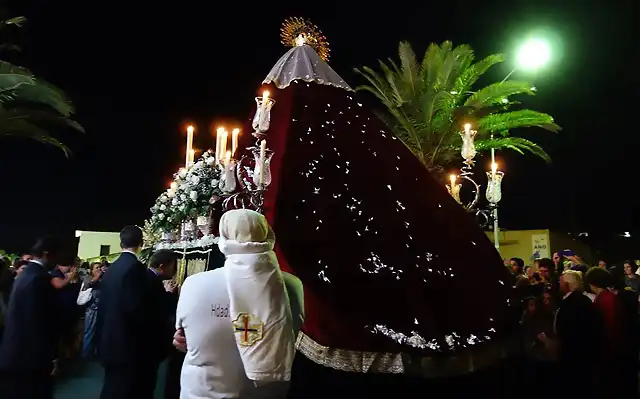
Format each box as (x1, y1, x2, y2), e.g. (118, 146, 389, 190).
(517, 38, 551, 70)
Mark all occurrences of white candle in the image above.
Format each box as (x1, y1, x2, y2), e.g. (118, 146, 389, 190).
(224, 151, 231, 167)
(170, 181, 178, 191)
(491, 162, 498, 178)
(186, 125, 194, 168)
(464, 123, 471, 136)
(189, 149, 195, 166)
(220, 130, 228, 162)
(215, 127, 224, 163)
(231, 128, 240, 157)
(262, 91, 270, 105)
(259, 139, 267, 186)
(449, 174, 456, 187)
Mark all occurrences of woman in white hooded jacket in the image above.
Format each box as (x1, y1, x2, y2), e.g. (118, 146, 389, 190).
(176, 209, 302, 399)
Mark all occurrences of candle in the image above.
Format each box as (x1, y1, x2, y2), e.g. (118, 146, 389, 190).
(220, 130, 228, 163)
(189, 149, 195, 165)
(231, 128, 240, 157)
(224, 150, 231, 167)
(186, 125, 194, 168)
(215, 127, 224, 163)
(259, 139, 267, 186)
(463, 123, 471, 135)
(491, 162, 498, 177)
(170, 182, 178, 191)
(262, 91, 270, 105)
(449, 174, 456, 187)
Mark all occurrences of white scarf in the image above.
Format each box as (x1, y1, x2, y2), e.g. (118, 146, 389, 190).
(219, 209, 295, 382)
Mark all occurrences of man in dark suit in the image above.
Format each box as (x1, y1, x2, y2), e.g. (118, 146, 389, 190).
(99, 226, 168, 399)
(145, 249, 185, 399)
(146, 250, 179, 360)
(549, 270, 602, 396)
(0, 236, 63, 399)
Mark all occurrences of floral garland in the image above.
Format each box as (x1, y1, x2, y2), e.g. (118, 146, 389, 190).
(149, 150, 223, 233)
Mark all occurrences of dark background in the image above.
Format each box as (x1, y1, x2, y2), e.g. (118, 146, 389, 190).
(0, 0, 638, 258)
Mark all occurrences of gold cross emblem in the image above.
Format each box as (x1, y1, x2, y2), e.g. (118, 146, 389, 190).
(232, 313, 264, 346)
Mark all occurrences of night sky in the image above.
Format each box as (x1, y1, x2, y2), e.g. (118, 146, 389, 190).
(0, 0, 638, 255)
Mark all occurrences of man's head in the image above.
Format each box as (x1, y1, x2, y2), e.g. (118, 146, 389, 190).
(559, 270, 583, 295)
(537, 258, 554, 281)
(149, 249, 179, 280)
(598, 260, 607, 269)
(585, 267, 613, 293)
(20, 253, 33, 261)
(542, 289, 553, 307)
(552, 252, 561, 265)
(120, 225, 144, 252)
(509, 257, 525, 275)
(623, 261, 638, 276)
(30, 236, 63, 267)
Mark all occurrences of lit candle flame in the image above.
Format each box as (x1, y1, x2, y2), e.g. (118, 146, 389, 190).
(215, 127, 224, 163)
(231, 128, 240, 157)
(185, 125, 195, 168)
(220, 129, 228, 163)
(464, 123, 471, 134)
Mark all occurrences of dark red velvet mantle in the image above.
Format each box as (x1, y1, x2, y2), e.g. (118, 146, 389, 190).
(238, 81, 512, 358)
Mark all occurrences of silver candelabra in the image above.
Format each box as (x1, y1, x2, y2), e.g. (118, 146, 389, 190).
(220, 91, 276, 214)
(447, 124, 505, 250)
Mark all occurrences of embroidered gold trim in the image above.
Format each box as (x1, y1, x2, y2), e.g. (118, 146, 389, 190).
(295, 331, 519, 377)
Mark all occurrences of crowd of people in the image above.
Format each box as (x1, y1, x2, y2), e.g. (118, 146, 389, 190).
(0, 213, 638, 399)
(0, 209, 300, 399)
(508, 254, 639, 398)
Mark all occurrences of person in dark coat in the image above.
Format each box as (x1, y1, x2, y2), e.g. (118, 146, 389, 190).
(98, 226, 169, 399)
(144, 249, 183, 399)
(0, 236, 63, 399)
(546, 270, 602, 397)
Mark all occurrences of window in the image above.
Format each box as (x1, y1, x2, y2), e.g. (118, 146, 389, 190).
(99, 245, 111, 257)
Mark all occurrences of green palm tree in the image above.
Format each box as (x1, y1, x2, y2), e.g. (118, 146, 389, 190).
(0, 16, 83, 155)
(354, 41, 560, 175)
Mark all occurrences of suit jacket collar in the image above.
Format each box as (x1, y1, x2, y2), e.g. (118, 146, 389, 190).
(120, 250, 140, 262)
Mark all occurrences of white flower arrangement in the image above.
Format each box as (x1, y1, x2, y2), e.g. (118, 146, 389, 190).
(149, 150, 223, 233)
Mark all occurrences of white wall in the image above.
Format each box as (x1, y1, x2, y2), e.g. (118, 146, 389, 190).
(77, 231, 121, 260)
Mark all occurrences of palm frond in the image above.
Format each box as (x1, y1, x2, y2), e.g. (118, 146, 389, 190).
(477, 110, 561, 135)
(464, 80, 535, 108)
(398, 41, 420, 101)
(8, 79, 76, 117)
(454, 53, 504, 94)
(5, 108, 84, 132)
(477, 137, 551, 163)
(0, 61, 34, 98)
(0, 115, 71, 156)
(353, 66, 395, 108)
(1, 16, 27, 29)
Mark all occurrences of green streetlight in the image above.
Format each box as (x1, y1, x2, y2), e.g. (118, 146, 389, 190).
(517, 38, 551, 70)
(503, 37, 552, 81)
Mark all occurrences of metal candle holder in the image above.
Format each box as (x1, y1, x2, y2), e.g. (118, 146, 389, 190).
(220, 93, 276, 214)
(447, 125, 506, 231)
